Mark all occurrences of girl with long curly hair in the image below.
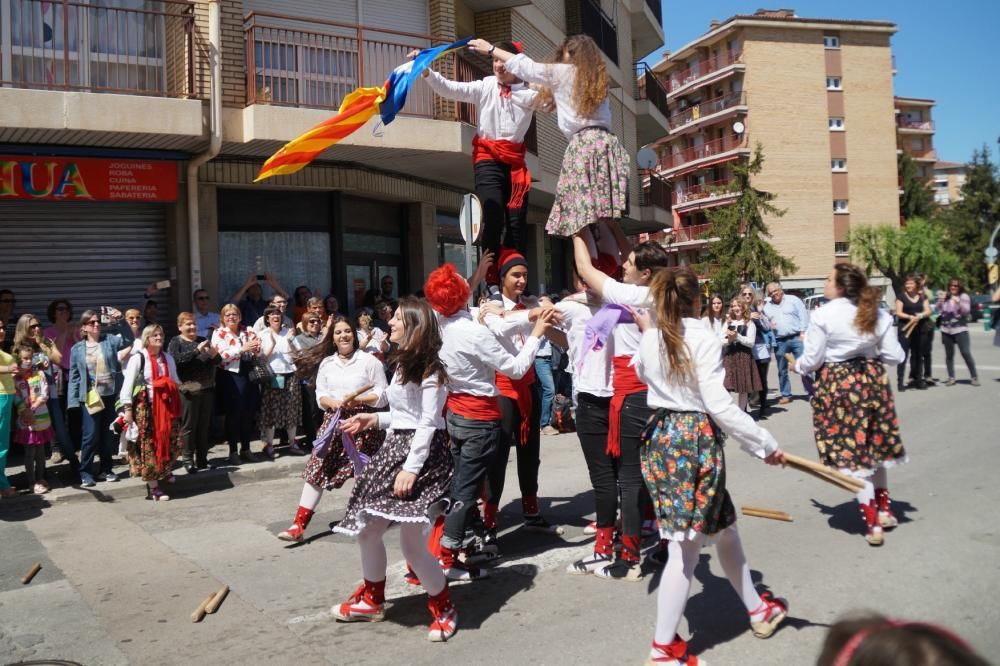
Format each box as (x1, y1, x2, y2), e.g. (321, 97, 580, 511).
(332, 297, 458, 642)
(468, 35, 629, 239)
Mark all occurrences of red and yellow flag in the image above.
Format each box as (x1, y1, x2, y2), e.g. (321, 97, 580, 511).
(254, 86, 386, 182)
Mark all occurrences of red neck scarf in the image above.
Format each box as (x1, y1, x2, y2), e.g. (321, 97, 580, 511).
(472, 135, 531, 210)
(148, 351, 182, 466)
(498, 82, 512, 98)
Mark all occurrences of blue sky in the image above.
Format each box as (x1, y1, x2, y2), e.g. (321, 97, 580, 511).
(648, 1, 1000, 164)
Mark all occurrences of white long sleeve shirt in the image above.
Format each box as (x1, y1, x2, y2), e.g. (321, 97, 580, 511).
(438, 310, 540, 396)
(258, 327, 297, 374)
(556, 295, 613, 398)
(599, 279, 651, 358)
(483, 294, 537, 357)
(314, 350, 388, 409)
(377, 372, 447, 474)
(722, 319, 756, 349)
(424, 70, 537, 142)
(796, 298, 905, 374)
(120, 349, 180, 406)
(504, 53, 612, 139)
(634, 320, 778, 459)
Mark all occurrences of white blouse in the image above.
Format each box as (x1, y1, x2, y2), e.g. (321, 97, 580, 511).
(357, 327, 388, 356)
(634, 319, 778, 459)
(438, 310, 539, 397)
(424, 70, 537, 142)
(212, 327, 250, 373)
(314, 350, 388, 409)
(120, 349, 181, 406)
(504, 53, 612, 139)
(557, 295, 613, 398)
(600, 279, 652, 358)
(797, 298, 905, 374)
(376, 372, 447, 475)
(483, 294, 538, 357)
(259, 327, 297, 374)
(721, 319, 756, 349)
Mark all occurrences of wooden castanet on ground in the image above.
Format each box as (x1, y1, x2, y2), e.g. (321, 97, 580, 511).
(21, 562, 42, 585)
(741, 506, 793, 522)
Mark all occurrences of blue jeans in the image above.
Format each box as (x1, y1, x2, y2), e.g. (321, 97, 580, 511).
(775, 336, 804, 398)
(0, 394, 12, 490)
(442, 412, 502, 550)
(79, 395, 117, 479)
(47, 396, 74, 456)
(534, 356, 555, 429)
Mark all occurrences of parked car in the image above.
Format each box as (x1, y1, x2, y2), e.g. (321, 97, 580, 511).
(804, 295, 828, 310)
(970, 294, 994, 322)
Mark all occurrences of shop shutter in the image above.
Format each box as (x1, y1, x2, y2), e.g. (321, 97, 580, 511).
(0, 201, 169, 323)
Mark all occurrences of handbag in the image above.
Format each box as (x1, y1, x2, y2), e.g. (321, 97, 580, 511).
(248, 354, 274, 386)
(85, 384, 104, 415)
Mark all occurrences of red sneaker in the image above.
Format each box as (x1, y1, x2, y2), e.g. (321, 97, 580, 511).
(332, 581, 385, 622)
(426, 588, 458, 642)
(278, 506, 314, 543)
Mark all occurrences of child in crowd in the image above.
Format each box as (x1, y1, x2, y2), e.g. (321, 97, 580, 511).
(13, 346, 54, 493)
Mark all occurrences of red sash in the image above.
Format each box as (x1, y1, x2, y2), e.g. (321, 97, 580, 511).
(149, 352, 182, 467)
(607, 355, 647, 457)
(472, 135, 531, 210)
(496, 368, 536, 446)
(447, 393, 502, 421)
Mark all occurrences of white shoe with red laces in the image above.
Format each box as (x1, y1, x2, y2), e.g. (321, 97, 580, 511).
(646, 636, 704, 665)
(426, 590, 457, 642)
(749, 592, 788, 639)
(332, 582, 385, 622)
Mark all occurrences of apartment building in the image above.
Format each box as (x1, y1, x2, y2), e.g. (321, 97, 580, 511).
(895, 96, 936, 182)
(648, 8, 900, 292)
(0, 0, 665, 318)
(933, 160, 966, 207)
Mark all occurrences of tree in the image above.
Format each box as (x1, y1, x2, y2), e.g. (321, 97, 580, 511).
(702, 143, 797, 296)
(933, 146, 1000, 292)
(898, 153, 936, 221)
(848, 218, 962, 295)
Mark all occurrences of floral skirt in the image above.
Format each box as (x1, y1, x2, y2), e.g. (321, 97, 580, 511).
(301, 406, 386, 491)
(128, 392, 181, 482)
(723, 345, 763, 394)
(334, 429, 453, 537)
(257, 375, 301, 430)
(640, 409, 736, 542)
(546, 127, 630, 238)
(810, 358, 906, 476)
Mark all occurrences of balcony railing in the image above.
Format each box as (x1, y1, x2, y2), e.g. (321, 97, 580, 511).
(245, 12, 477, 120)
(639, 173, 671, 209)
(645, 0, 662, 25)
(897, 118, 934, 131)
(0, 0, 197, 97)
(659, 133, 747, 171)
(668, 90, 746, 131)
(666, 49, 743, 93)
(672, 178, 735, 206)
(634, 62, 668, 118)
(581, 0, 618, 65)
(670, 223, 713, 243)
(907, 147, 937, 160)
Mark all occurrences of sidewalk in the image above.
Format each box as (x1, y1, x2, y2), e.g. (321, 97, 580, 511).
(1, 441, 309, 506)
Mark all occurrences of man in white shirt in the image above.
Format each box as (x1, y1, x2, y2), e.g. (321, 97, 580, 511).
(192, 289, 220, 338)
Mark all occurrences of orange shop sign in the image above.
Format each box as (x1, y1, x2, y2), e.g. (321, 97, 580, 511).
(0, 155, 177, 202)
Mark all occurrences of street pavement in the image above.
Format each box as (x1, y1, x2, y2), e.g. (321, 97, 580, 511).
(2, 328, 999, 665)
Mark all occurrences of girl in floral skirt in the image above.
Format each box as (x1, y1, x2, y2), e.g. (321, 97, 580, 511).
(633, 266, 788, 665)
(468, 35, 629, 239)
(795, 263, 907, 547)
(13, 346, 54, 494)
(333, 297, 457, 642)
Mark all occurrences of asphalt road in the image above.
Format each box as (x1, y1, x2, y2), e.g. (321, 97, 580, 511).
(2, 328, 998, 665)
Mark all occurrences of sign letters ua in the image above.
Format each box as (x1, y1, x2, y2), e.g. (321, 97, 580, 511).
(0, 156, 177, 202)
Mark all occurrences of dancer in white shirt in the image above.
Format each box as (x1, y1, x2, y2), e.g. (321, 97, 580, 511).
(796, 263, 907, 547)
(633, 266, 788, 665)
(333, 297, 457, 642)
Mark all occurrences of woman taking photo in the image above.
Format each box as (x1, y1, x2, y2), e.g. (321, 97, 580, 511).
(936, 278, 980, 387)
(894, 274, 931, 391)
(277, 316, 387, 542)
(68, 310, 127, 487)
(168, 313, 221, 473)
(258, 306, 304, 459)
(723, 298, 762, 413)
(333, 297, 457, 642)
(43, 298, 78, 465)
(120, 325, 182, 501)
(797, 264, 907, 546)
(742, 286, 773, 419)
(212, 304, 261, 464)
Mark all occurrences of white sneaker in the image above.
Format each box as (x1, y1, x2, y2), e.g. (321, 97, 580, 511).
(566, 552, 612, 575)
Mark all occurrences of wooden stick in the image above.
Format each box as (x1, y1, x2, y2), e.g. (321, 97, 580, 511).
(902, 317, 920, 338)
(783, 452, 866, 493)
(342, 383, 375, 406)
(741, 506, 793, 522)
(21, 563, 42, 585)
(190, 592, 215, 623)
(205, 585, 229, 614)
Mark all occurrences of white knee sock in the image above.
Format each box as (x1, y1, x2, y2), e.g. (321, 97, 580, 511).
(399, 523, 446, 596)
(262, 427, 275, 446)
(287, 426, 298, 443)
(856, 479, 875, 505)
(715, 525, 764, 614)
(653, 539, 701, 645)
(738, 393, 748, 411)
(872, 467, 888, 490)
(298, 483, 323, 511)
(357, 517, 390, 583)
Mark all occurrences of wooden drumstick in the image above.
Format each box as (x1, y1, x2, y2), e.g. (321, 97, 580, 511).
(342, 383, 375, 406)
(741, 506, 793, 522)
(21, 562, 42, 585)
(782, 452, 866, 493)
(205, 585, 229, 614)
(190, 592, 215, 623)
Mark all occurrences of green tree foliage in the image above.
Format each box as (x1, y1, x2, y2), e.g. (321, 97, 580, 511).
(848, 218, 962, 294)
(703, 144, 797, 296)
(898, 152, 936, 221)
(933, 146, 1000, 292)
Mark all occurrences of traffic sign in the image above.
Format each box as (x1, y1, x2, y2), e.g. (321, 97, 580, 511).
(989, 263, 999, 285)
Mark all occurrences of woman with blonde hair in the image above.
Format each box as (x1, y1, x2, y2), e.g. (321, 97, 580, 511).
(722, 297, 762, 412)
(634, 266, 788, 664)
(212, 303, 261, 464)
